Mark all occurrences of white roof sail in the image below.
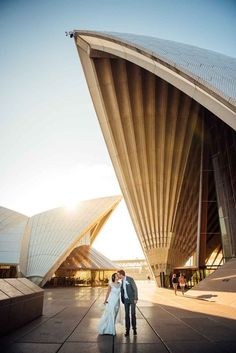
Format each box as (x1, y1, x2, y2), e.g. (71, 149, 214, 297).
(77, 30, 236, 110)
(105, 31, 236, 108)
(0, 207, 28, 265)
(0, 196, 121, 286)
(21, 196, 121, 285)
(74, 30, 236, 130)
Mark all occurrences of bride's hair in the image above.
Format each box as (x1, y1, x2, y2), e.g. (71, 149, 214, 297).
(111, 272, 117, 282)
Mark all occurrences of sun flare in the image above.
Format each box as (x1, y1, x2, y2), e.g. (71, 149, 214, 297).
(64, 198, 78, 211)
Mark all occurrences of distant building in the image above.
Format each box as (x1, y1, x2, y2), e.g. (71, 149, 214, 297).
(74, 31, 236, 285)
(0, 196, 121, 286)
(113, 259, 151, 280)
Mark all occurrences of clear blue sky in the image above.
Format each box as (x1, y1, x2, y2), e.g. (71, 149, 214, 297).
(0, 0, 235, 260)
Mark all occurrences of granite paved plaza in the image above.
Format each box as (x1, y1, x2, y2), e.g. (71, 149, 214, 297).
(0, 281, 236, 353)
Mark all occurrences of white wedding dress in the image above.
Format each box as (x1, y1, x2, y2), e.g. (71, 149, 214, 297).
(98, 283, 121, 335)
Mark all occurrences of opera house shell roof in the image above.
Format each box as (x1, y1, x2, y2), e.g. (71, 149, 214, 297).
(58, 245, 117, 271)
(73, 31, 236, 282)
(0, 196, 121, 286)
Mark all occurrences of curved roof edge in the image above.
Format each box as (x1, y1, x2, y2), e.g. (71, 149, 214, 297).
(58, 244, 118, 271)
(74, 30, 236, 131)
(0, 196, 122, 287)
(21, 195, 122, 286)
(0, 207, 29, 265)
(26, 195, 122, 218)
(0, 206, 28, 220)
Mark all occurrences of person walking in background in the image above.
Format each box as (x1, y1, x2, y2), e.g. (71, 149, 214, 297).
(117, 269, 138, 337)
(179, 273, 186, 295)
(172, 273, 178, 295)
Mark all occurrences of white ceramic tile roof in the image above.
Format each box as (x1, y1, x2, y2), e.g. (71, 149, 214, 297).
(24, 196, 121, 281)
(60, 245, 117, 270)
(0, 196, 121, 285)
(0, 207, 28, 264)
(75, 30, 236, 109)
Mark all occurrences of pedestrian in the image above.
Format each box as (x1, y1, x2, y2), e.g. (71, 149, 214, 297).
(172, 273, 178, 295)
(179, 273, 186, 295)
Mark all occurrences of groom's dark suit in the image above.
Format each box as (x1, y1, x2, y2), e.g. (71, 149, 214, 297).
(121, 276, 138, 333)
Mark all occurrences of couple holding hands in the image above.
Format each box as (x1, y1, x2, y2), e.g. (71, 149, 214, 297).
(98, 270, 138, 336)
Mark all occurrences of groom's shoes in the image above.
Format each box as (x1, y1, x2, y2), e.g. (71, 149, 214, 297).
(124, 331, 130, 337)
(133, 329, 137, 335)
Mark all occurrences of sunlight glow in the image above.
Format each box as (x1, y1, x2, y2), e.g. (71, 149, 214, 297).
(64, 199, 78, 211)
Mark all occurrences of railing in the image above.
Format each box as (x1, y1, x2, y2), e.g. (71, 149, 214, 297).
(186, 264, 224, 288)
(170, 263, 223, 289)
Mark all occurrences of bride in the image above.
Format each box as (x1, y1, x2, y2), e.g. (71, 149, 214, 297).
(98, 272, 121, 335)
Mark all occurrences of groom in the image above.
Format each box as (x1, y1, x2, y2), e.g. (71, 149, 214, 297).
(117, 270, 138, 336)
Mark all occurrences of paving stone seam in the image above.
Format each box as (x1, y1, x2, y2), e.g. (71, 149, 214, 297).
(54, 290, 104, 353)
(5, 306, 68, 345)
(137, 306, 171, 353)
(152, 302, 213, 343)
(8, 290, 100, 345)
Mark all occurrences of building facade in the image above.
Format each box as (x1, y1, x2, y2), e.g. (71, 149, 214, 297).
(0, 196, 121, 286)
(73, 31, 236, 284)
(113, 259, 151, 280)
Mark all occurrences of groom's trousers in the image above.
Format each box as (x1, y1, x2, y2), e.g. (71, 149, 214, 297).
(124, 301, 136, 331)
